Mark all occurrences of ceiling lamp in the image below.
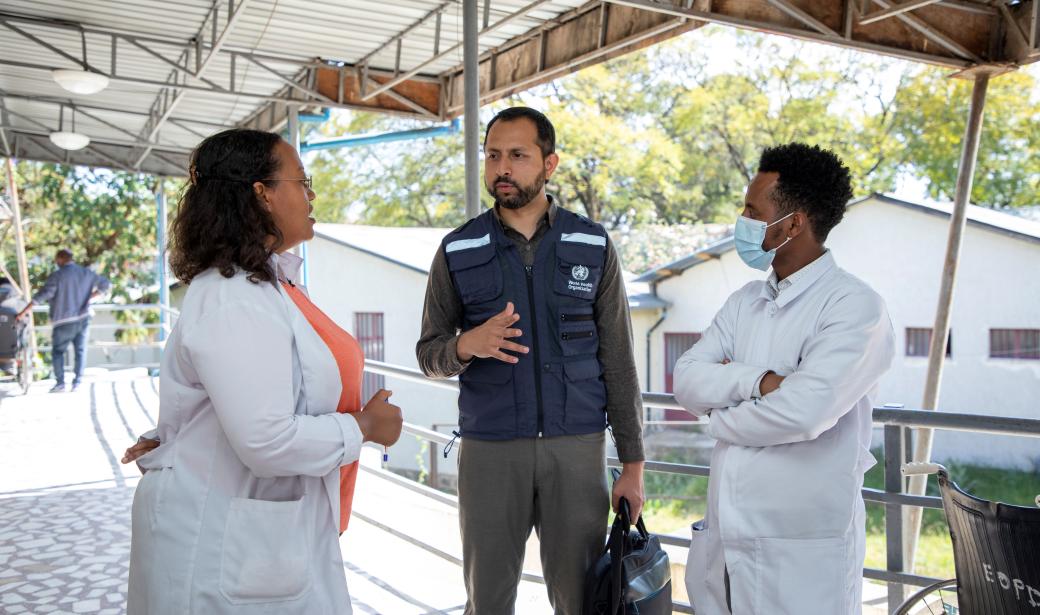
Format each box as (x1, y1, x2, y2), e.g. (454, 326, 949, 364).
(49, 131, 91, 151)
(51, 69, 110, 95)
(51, 31, 109, 95)
(49, 105, 90, 151)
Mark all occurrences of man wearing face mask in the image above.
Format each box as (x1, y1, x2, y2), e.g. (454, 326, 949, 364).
(673, 143, 895, 614)
(416, 107, 645, 615)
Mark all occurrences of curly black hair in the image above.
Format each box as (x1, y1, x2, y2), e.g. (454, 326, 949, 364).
(758, 143, 853, 242)
(169, 129, 284, 285)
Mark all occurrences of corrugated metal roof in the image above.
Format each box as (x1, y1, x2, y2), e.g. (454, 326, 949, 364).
(6, 0, 1018, 177)
(0, 0, 585, 175)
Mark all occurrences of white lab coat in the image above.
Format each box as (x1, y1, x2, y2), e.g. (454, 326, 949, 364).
(673, 252, 894, 615)
(127, 253, 363, 614)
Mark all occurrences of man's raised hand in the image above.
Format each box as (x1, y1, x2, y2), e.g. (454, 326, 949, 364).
(457, 302, 529, 364)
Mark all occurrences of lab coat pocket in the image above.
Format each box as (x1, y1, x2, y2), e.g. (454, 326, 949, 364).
(219, 495, 312, 604)
(685, 523, 708, 606)
(685, 521, 727, 614)
(149, 467, 174, 532)
(753, 536, 848, 615)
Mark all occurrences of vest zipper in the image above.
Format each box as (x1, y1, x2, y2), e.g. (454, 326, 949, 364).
(525, 265, 544, 437)
(560, 313, 594, 322)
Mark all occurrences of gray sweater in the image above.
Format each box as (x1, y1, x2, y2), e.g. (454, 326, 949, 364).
(32, 262, 110, 326)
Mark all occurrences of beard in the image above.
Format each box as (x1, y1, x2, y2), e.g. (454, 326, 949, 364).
(486, 171, 546, 210)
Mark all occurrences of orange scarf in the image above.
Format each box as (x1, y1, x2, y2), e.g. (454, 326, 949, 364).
(282, 282, 364, 533)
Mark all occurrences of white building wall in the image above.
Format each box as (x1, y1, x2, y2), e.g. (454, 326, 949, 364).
(306, 238, 461, 480)
(629, 309, 660, 392)
(648, 251, 762, 395)
(640, 199, 1040, 469)
(831, 201, 1040, 469)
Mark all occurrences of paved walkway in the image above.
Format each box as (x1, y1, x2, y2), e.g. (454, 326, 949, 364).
(0, 369, 896, 614)
(0, 370, 554, 614)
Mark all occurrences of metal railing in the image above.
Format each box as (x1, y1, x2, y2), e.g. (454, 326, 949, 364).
(30, 303, 178, 370)
(361, 359, 1040, 614)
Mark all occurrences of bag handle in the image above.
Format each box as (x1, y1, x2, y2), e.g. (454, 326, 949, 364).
(610, 468, 634, 615)
(609, 499, 628, 615)
(610, 468, 649, 539)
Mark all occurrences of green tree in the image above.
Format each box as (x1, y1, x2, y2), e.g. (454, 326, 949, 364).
(889, 69, 1040, 208)
(2, 160, 163, 350)
(548, 105, 681, 228)
(304, 24, 1040, 242)
(305, 113, 469, 228)
(646, 28, 903, 223)
(533, 56, 685, 228)
(3, 162, 158, 301)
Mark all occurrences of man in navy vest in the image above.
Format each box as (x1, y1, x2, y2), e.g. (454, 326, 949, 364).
(417, 107, 646, 614)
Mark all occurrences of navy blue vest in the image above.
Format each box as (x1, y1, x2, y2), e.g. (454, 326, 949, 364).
(443, 206, 609, 440)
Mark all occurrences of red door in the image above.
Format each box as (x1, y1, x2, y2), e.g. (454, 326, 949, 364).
(664, 332, 701, 422)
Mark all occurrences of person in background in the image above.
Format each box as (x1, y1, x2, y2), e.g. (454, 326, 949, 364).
(18, 249, 109, 392)
(674, 143, 895, 615)
(120, 128, 403, 614)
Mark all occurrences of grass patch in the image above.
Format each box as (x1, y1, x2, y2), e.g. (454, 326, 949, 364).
(637, 448, 1040, 582)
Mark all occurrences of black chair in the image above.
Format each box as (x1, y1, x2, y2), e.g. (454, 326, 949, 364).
(0, 305, 25, 357)
(896, 462, 1040, 615)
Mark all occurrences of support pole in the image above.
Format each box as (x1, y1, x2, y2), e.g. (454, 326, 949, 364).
(463, 0, 481, 220)
(885, 425, 906, 612)
(5, 157, 36, 387)
(155, 178, 169, 343)
(904, 72, 990, 572)
(285, 105, 309, 286)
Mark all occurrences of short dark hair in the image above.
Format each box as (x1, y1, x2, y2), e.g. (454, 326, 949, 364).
(758, 143, 852, 242)
(484, 107, 555, 158)
(56, 249, 73, 261)
(170, 128, 284, 285)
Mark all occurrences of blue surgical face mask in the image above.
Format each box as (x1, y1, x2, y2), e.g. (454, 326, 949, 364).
(734, 212, 794, 271)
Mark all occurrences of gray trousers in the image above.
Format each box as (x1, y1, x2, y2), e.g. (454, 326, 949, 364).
(51, 318, 89, 385)
(458, 433, 609, 615)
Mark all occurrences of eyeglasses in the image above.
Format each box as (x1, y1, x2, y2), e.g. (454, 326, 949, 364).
(266, 176, 313, 191)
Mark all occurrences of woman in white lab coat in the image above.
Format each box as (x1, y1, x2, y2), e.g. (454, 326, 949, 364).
(673, 144, 895, 615)
(122, 129, 403, 614)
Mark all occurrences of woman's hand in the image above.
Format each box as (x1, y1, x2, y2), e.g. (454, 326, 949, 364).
(354, 389, 403, 446)
(122, 437, 160, 464)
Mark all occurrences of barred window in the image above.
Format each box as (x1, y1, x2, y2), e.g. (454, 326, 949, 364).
(664, 332, 702, 394)
(354, 312, 386, 400)
(989, 329, 1040, 360)
(906, 328, 952, 358)
(663, 332, 702, 424)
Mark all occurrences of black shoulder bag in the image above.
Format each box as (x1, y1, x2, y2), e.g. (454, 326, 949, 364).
(582, 473, 672, 615)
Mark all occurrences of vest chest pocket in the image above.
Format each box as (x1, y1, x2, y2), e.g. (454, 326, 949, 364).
(448, 245, 502, 305)
(553, 242, 603, 301)
(559, 309, 598, 356)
